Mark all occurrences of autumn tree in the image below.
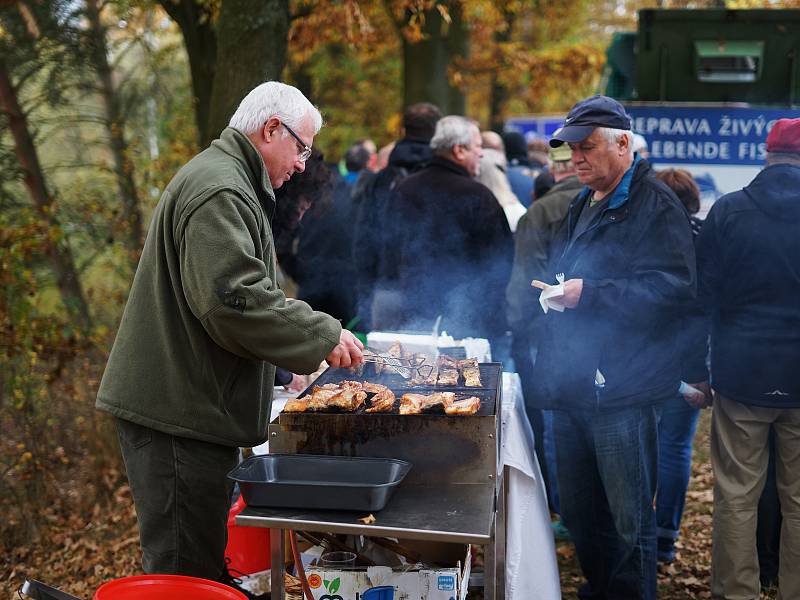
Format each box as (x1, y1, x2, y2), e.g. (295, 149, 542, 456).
(84, 0, 144, 258)
(384, 0, 467, 114)
(0, 1, 91, 328)
(157, 0, 291, 147)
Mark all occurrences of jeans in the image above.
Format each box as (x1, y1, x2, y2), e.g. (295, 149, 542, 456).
(554, 405, 659, 600)
(656, 394, 700, 561)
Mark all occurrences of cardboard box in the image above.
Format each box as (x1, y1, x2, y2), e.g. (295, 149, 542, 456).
(304, 545, 470, 600)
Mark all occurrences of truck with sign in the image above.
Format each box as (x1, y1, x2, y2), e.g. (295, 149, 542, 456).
(507, 8, 800, 215)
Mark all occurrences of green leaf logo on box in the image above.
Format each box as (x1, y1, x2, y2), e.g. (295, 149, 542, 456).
(321, 576, 342, 599)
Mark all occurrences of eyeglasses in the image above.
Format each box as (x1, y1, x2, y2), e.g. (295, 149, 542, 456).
(282, 123, 312, 162)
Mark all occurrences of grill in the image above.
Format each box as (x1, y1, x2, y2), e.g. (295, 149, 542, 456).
(268, 363, 502, 486)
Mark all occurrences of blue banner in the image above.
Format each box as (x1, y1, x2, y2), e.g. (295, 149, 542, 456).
(626, 106, 800, 165)
(508, 106, 800, 166)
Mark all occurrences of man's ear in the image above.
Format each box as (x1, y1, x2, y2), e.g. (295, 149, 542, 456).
(263, 117, 281, 143)
(451, 143, 465, 162)
(619, 133, 631, 156)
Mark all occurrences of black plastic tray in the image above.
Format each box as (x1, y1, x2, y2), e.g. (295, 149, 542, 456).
(228, 454, 411, 511)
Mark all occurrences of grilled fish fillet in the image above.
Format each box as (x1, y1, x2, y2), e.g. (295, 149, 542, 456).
(437, 368, 459, 386)
(362, 382, 388, 393)
(284, 397, 310, 412)
(366, 387, 396, 413)
(399, 393, 426, 415)
(308, 386, 341, 410)
(326, 388, 367, 411)
(463, 366, 482, 387)
(445, 396, 481, 415)
(399, 392, 455, 414)
(421, 392, 455, 411)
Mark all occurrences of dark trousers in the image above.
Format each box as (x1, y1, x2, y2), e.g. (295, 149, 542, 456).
(115, 418, 239, 579)
(554, 405, 659, 600)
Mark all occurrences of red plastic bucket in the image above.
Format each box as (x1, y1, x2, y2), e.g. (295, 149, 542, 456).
(93, 574, 247, 599)
(225, 495, 271, 574)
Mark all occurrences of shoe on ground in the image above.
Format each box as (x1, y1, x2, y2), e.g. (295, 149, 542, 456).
(219, 560, 270, 600)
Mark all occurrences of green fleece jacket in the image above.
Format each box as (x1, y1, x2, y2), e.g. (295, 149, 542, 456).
(96, 128, 341, 447)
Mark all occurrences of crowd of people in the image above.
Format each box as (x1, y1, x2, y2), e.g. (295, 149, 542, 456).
(97, 81, 799, 600)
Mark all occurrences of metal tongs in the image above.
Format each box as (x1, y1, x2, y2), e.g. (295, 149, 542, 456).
(363, 347, 434, 380)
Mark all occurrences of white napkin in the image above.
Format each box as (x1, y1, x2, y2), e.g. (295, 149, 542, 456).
(539, 284, 566, 314)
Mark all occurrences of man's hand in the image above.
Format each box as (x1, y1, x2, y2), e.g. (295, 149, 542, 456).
(562, 279, 583, 309)
(683, 380, 712, 409)
(325, 329, 364, 369)
(284, 373, 308, 392)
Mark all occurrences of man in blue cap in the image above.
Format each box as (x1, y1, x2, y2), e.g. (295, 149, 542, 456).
(529, 96, 698, 599)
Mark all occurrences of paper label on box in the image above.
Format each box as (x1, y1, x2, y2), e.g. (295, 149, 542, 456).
(306, 567, 461, 600)
(437, 575, 455, 590)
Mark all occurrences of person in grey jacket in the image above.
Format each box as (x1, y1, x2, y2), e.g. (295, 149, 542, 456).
(96, 82, 363, 583)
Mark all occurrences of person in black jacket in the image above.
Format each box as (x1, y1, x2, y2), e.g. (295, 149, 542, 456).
(376, 115, 514, 341)
(532, 96, 696, 600)
(695, 118, 800, 600)
(352, 102, 441, 330)
(506, 144, 582, 518)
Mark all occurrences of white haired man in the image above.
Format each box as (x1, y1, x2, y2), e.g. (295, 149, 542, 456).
(96, 82, 363, 583)
(530, 96, 697, 599)
(376, 115, 513, 341)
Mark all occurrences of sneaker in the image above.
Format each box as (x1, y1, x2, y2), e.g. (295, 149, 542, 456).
(219, 558, 270, 600)
(551, 519, 572, 542)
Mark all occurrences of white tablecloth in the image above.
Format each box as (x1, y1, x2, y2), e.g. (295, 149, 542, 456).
(501, 373, 561, 599)
(255, 376, 561, 599)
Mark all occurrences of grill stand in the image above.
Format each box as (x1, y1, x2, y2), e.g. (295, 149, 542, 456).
(237, 364, 505, 598)
(238, 477, 505, 599)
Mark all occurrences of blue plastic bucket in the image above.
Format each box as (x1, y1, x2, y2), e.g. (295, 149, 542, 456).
(362, 586, 394, 600)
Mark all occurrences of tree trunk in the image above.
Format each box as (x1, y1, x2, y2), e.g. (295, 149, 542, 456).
(489, 7, 515, 132)
(157, 0, 216, 148)
(85, 0, 144, 261)
(0, 58, 91, 329)
(400, 1, 467, 115)
(207, 0, 290, 142)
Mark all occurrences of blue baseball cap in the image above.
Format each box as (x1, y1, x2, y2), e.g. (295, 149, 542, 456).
(549, 95, 632, 148)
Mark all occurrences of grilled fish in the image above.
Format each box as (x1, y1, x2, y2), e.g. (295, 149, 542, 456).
(437, 368, 459, 386)
(445, 396, 481, 415)
(284, 397, 311, 412)
(462, 366, 482, 387)
(366, 386, 396, 413)
(399, 392, 455, 414)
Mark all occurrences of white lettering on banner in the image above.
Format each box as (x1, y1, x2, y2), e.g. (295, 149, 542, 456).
(738, 142, 767, 161)
(719, 115, 770, 137)
(634, 117, 712, 136)
(651, 141, 731, 160)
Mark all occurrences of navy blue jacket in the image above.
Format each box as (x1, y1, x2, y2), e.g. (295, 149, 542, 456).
(531, 158, 697, 411)
(696, 163, 800, 408)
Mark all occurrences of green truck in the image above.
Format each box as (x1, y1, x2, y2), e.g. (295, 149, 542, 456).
(509, 8, 800, 214)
